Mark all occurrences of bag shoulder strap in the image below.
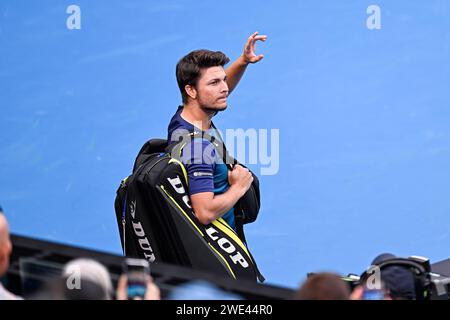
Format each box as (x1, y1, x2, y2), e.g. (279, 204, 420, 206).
(168, 130, 235, 169)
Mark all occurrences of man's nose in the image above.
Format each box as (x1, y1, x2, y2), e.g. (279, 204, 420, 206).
(221, 80, 229, 94)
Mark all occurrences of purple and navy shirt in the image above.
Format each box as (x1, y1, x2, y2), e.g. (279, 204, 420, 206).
(167, 106, 235, 229)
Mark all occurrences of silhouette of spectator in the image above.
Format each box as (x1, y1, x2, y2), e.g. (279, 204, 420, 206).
(62, 258, 114, 300)
(294, 272, 351, 300)
(0, 207, 22, 299)
(367, 253, 417, 300)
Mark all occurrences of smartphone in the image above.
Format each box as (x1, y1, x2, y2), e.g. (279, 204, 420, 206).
(123, 258, 150, 300)
(362, 289, 385, 300)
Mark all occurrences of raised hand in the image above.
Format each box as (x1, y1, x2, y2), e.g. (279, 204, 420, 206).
(242, 31, 268, 64)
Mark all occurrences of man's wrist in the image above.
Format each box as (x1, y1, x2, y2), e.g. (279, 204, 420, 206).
(229, 183, 246, 199)
(237, 55, 250, 66)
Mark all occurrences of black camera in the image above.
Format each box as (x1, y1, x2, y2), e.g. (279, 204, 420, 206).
(343, 255, 450, 300)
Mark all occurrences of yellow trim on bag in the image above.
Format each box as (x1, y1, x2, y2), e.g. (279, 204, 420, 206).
(160, 185, 204, 237)
(160, 186, 236, 280)
(208, 243, 236, 279)
(216, 217, 237, 234)
(212, 219, 251, 259)
(168, 158, 188, 186)
(215, 218, 257, 266)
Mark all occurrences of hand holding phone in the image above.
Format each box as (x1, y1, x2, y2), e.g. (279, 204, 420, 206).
(122, 258, 150, 300)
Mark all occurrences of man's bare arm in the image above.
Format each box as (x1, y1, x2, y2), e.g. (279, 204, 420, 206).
(225, 32, 267, 94)
(190, 165, 253, 225)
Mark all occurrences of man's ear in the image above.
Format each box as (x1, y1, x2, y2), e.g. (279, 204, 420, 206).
(185, 85, 197, 100)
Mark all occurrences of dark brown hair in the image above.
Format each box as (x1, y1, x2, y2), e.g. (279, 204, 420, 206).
(294, 273, 351, 300)
(176, 50, 230, 103)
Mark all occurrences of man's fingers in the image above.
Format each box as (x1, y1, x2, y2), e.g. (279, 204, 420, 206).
(250, 35, 267, 46)
(244, 33, 267, 63)
(145, 277, 161, 300)
(247, 32, 257, 45)
(116, 275, 128, 300)
(118, 275, 127, 290)
(248, 54, 264, 63)
(247, 32, 266, 47)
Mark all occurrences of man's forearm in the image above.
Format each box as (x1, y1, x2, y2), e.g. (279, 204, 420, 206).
(225, 55, 249, 94)
(210, 184, 245, 217)
(191, 185, 245, 225)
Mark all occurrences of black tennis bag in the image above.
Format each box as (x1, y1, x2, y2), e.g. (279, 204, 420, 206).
(114, 132, 264, 282)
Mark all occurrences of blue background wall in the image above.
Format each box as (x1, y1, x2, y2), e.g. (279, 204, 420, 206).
(1, 0, 450, 288)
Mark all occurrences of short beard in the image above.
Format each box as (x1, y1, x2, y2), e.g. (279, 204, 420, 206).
(200, 104, 227, 115)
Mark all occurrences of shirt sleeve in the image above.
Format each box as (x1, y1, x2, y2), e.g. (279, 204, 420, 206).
(180, 138, 217, 195)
